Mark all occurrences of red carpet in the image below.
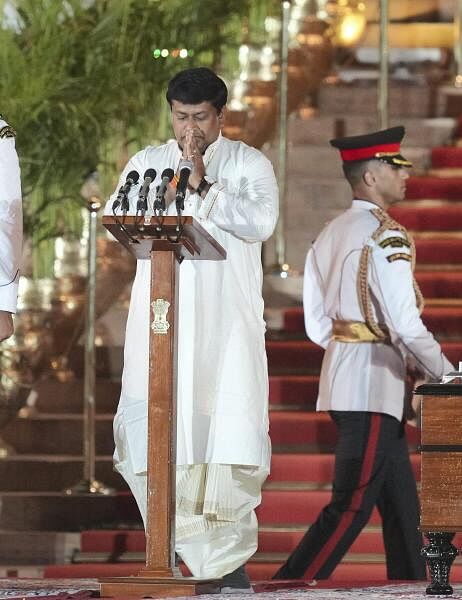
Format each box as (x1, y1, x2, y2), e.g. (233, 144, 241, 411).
(414, 237, 462, 264)
(269, 375, 319, 406)
(415, 271, 462, 298)
(389, 205, 462, 231)
(406, 175, 462, 200)
(268, 412, 420, 448)
(267, 452, 421, 483)
(266, 340, 323, 373)
(432, 146, 462, 168)
(78, 527, 462, 559)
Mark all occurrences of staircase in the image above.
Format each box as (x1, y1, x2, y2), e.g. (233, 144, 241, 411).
(1, 84, 462, 584)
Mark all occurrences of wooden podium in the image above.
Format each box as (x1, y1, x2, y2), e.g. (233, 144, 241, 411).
(99, 216, 226, 598)
(419, 382, 462, 596)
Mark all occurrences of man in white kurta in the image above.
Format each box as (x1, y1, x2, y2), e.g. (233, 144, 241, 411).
(105, 68, 278, 585)
(274, 126, 453, 582)
(0, 117, 22, 336)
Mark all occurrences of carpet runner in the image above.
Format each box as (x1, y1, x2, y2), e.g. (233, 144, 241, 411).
(42, 128, 462, 588)
(389, 205, 462, 231)
(0, 578, 98, 599)
(6, 579, 462, 600)
(431, 145, 462, 168)
(406, 175, 462, 200)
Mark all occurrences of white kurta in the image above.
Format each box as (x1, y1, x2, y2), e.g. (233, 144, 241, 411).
(105, 134, 278, 474)
(0, 120, 22, 313)
(303, 199, 453, 421)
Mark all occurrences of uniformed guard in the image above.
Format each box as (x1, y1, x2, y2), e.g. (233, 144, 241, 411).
(273, 126, 453, 582)
(0, 115, 23, 340)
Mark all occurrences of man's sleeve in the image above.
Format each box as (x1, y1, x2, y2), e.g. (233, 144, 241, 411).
(0, 132, 23, 313)
(303, 247, 332, 349)
(196, 148, 279, 242)
(369, 230, 453, 379)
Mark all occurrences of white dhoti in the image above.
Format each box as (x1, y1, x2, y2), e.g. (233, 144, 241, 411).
(114, 415, 268, 579)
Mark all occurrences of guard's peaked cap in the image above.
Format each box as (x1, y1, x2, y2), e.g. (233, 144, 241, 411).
(330, 126, 412, 167)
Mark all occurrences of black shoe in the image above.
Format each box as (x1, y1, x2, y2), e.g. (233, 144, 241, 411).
(220, 565, 253, 594)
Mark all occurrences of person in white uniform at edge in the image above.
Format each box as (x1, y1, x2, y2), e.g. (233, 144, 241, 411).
(273, 126, 454, 582)
(0, 116, 23, 340)
(105, 67, 279, 592)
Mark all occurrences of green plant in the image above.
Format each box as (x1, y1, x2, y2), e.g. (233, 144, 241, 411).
(1, 0, 276, 277)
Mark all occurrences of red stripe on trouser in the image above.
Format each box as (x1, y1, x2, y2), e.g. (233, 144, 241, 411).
(304, 414, 382, 580)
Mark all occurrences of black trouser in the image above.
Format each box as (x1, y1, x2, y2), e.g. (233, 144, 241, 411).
(273, 411, 426, 580)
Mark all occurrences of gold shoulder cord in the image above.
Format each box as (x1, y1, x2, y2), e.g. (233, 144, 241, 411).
(357, 207, 424, 340)
(0, 125, 16, 139)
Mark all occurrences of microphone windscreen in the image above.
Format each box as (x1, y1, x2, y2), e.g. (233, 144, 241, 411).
(127, 170, 140, 183)
(161, 168, 175, 182)
(144, 168, 156, 181)
(178, 159, 193, 173)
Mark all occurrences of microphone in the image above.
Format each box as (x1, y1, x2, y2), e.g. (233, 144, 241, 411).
(175, 159, 193, 211)
(137, 168, 157, 214)
(155, 168, 174, 212)
(112, 170, 140, 213)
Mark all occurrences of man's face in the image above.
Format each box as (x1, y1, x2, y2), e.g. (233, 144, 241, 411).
(368, 160, 409, 206)
(171, 100, 222, 154)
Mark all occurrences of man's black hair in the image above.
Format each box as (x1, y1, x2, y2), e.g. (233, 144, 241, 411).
(343, 160, 371, 187)
(166, 67, 228, 112)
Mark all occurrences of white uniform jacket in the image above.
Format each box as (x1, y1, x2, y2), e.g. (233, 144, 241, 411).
(105, 134, 279, 473)
(303, 199, 453, 421)
(0, 120, 22, 313)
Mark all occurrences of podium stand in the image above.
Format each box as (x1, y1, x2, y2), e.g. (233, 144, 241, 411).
(99, 216, 226, 598)
(419, 383, 462, 596)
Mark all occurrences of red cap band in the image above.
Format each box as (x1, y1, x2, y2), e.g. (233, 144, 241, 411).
(340, 142, 401, 162)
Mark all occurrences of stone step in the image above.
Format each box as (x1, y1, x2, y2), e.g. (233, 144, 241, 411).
(285, 113, 455, 148)
(0, 486, 387, 532)
(316, 81, 451, 119)
(30, 377, 120, 414)
(0, 530, 80, 565)
(1, 414, 114, 455)
(66, 346, 124, 379)
(0, 456, 127, 492)
(0, 492, 140, 531)
(0, 450, 417, 492)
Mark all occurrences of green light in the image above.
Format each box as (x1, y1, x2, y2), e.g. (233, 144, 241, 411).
(153, 48, 161, 59)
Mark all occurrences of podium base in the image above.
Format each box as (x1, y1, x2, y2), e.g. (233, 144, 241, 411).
(99, 575, 221, 598)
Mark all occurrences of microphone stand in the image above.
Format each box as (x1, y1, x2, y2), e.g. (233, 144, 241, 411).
(64, 195, 113, 496)
(175, 194, 184, 238)
(113, 192, 139, 244)
(153, 187, 166, 233)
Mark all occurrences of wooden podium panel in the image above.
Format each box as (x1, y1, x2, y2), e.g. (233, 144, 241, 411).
(420, 452, 462, 530)
(420, 386, 462, 531)
(418, 383, 462, 595)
